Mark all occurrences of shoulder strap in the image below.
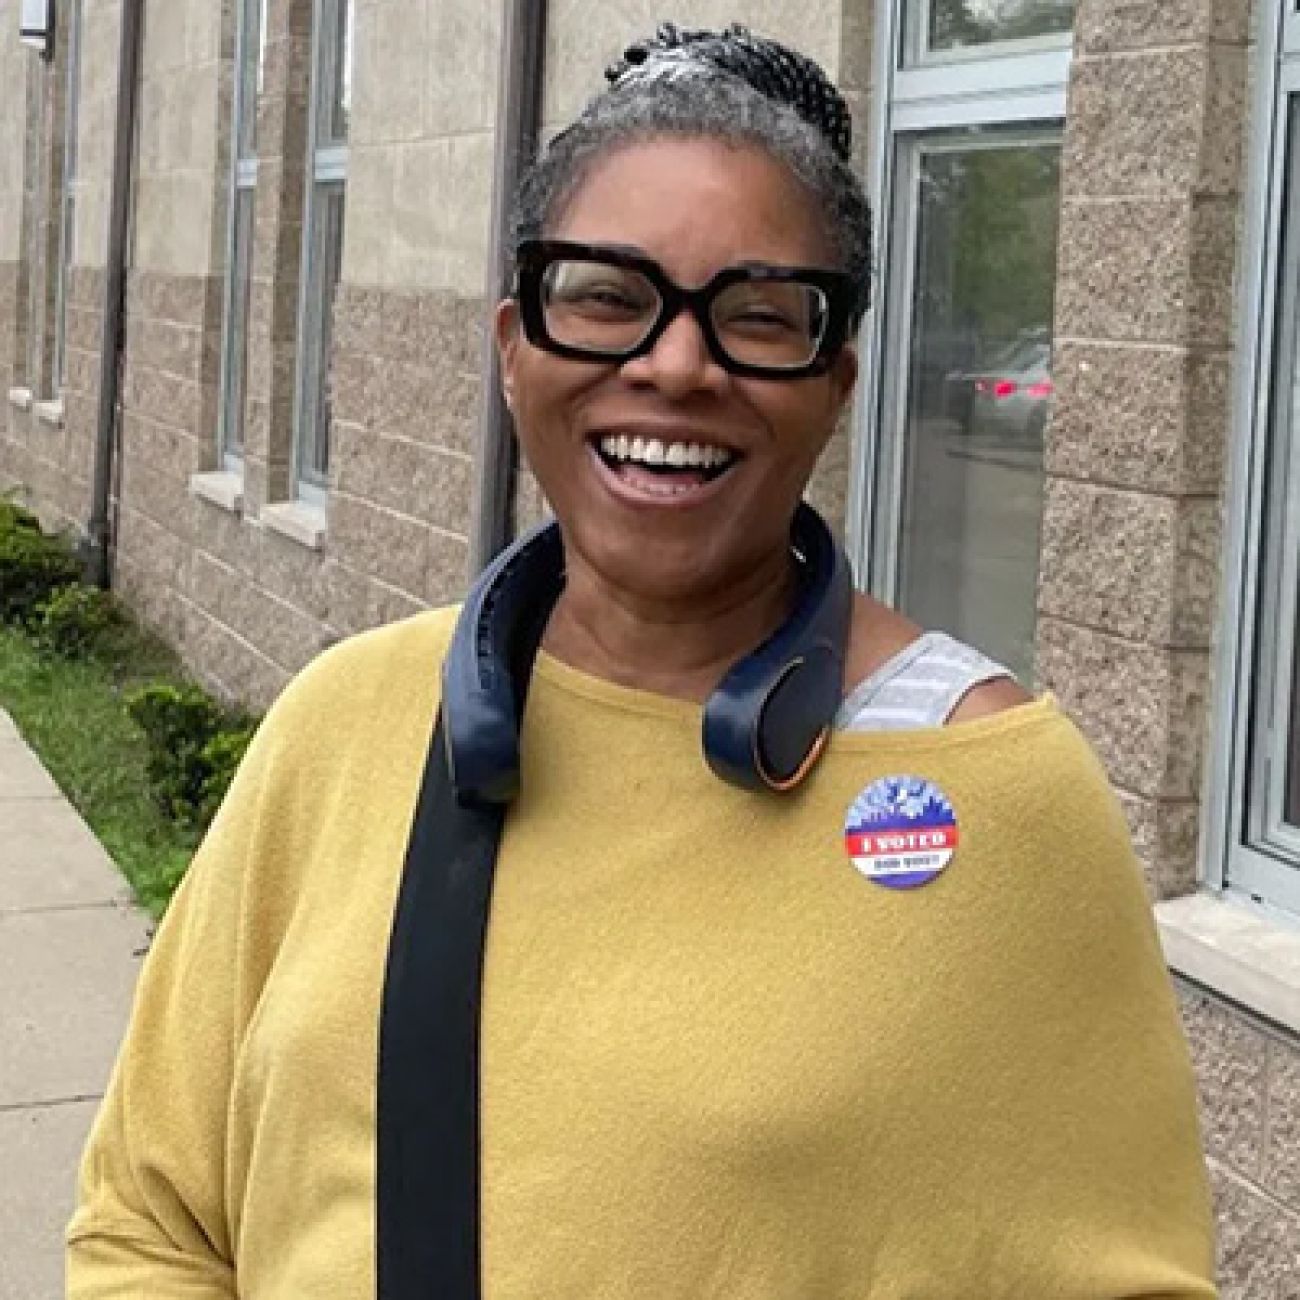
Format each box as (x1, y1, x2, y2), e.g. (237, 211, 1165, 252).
(376, 712, 500, 1300)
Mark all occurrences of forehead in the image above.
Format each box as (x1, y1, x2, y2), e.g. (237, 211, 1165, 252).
(550, 138, 833, 279)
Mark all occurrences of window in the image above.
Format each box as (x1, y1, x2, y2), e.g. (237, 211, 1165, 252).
(850, 0, 1073, 684)
(216, 0, 267, 466)
(1208, 1, 1300, 916)
(50, 0, 82, 397)
(905, 0, 1075, 61)
(292, 0, 353, 498)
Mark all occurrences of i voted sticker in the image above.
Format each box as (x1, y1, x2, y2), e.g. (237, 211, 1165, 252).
(844, 775, 959, 890)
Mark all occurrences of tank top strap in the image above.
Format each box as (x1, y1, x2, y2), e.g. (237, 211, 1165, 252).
(834, 631, 1013, 732)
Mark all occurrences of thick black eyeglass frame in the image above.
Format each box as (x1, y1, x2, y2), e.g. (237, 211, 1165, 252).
(514, 239, 857, 380)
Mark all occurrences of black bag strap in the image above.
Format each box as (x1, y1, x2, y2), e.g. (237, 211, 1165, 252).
(376, 713, 503, 1299)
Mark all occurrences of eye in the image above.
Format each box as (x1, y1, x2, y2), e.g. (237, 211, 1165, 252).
(715, 285, 808, 336)
(543, 263, 656, 318)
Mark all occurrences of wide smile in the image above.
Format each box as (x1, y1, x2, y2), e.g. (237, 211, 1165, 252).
(588, 432, 741, 507)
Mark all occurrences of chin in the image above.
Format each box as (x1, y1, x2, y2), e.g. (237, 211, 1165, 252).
(565, 516, 779, 605)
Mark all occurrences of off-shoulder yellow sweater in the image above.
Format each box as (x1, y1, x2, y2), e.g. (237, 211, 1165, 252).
(67, 609, 1217, 1298)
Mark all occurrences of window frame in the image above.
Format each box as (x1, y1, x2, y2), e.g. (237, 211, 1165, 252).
(847, 0, 1072, 608)
(215, 0, 265, 470)
(49, 0, 82, 398)
(290, 0, 353, 503)
(1205, 0, 1300, 920)
(903, 0, 1077, 67)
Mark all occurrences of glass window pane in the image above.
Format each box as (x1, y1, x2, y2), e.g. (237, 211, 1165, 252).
(237, 0, 267, 160)
(1251, 94, 1300, 861)
(893, 133, 1061, 684)
(219, 187, 255, 459)
(325, 0, 354, 145)
(52, 192, 75, 392)
(298, 184, 346, 487)
(907, 0, 1076, 60)
(1287, 634, 1300, 829)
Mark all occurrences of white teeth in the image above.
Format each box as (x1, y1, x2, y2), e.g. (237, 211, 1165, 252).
(596, 434, 738, 472)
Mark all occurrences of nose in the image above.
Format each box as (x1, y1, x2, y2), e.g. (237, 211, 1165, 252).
(619, 304, 730, 400)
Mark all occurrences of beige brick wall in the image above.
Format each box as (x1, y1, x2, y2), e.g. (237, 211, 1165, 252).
(541, 1, 844, 129)
(0, 0, 30, 266)
(131, 0, 226, 277)
(74, 0, 124, 271)
(1181, 984, 1300, 1294)
(346, 0, 501, 296)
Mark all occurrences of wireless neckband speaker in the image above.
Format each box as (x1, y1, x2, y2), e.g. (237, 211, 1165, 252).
(377, 501, 852, 1300)
(442, 500, 851, 803)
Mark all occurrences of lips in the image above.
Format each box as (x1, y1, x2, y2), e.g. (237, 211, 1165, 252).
(588, 431, 742, 506)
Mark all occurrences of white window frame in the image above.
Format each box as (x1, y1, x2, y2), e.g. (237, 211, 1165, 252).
(49, 0, 82, 397)
(847, 1, 1073, 605)
(215, 0, 266, 469)
(291, 0, 352, 504)
(1204, 0, 1300, 921)
(902, 0, 1076, 68)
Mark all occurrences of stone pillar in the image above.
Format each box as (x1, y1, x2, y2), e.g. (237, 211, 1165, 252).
(1039, 0, 1252, 899)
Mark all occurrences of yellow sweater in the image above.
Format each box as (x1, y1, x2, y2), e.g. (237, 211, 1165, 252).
(68, 609, 1217, 1299)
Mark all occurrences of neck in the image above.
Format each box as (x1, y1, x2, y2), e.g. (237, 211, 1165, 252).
(542, 547, 798, 704)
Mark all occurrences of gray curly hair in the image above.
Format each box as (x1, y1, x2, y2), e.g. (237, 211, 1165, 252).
(512, 23, 873, 325)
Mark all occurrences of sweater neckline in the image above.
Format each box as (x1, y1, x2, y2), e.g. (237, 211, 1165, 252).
(531, 650, 1060, 755)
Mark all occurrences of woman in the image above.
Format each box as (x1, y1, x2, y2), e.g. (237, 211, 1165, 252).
(68, 24, 1217, 1299)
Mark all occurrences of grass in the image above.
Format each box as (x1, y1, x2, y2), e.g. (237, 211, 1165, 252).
(0, 622, 198, 917)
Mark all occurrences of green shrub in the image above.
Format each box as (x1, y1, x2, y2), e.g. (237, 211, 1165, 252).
(33, 583, 119, 658)
(196, 725, 257, 827)
(125, 683, 258, 830)
(0, 501, 82, 627)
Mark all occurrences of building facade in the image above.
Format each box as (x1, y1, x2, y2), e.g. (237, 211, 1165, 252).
(1, 0, 1297, 1288)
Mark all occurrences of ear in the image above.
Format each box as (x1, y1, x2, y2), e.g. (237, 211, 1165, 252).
(829, 343, 858, 411)
(494, 299, 521, 409)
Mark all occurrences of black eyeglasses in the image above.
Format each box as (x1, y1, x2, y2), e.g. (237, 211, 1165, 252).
(514, 240, 856, 380)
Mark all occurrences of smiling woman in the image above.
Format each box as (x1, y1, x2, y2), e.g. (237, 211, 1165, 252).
(66, 22, 1217, 1300)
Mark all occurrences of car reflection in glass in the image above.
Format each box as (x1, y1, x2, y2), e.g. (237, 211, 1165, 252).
(945, 338, 1053, 443)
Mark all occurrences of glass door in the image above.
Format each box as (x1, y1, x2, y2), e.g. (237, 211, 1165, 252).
(877, 129, 1061, 683)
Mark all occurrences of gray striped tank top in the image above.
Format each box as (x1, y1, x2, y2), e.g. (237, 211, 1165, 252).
(834, 631, 1012, 732)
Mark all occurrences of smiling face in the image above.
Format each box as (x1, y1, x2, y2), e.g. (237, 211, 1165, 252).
(496, 138, 858, 607)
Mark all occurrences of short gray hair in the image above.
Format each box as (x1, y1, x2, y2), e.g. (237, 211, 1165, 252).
(512, 29, 873, 325)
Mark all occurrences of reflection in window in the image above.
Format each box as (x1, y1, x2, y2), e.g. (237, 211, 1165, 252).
(217, 0, 266, 463)
(294, 0, 354, 493)
(51, 0, 83, 395)
(909, 0, 1075, 58)
(331, 0, 354, 144)
(895, 136, 1061, 683)
(297, 186, 346, 487)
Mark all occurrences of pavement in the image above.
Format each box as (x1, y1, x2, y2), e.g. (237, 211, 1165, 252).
(0, 708, 151, 1299)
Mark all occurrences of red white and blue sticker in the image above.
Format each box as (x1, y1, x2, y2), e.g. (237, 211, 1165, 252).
(844, 775, 959, 890)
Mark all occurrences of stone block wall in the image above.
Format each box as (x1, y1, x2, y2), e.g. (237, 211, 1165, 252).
(1180, 983, 1300, 1294)
(1041, 0, 1252, 899)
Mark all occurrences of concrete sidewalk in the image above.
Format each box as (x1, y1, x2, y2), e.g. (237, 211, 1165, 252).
(0, 708, 151, 1300)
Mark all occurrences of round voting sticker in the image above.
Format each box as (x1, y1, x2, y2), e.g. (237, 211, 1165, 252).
(844, 775, 959, 889)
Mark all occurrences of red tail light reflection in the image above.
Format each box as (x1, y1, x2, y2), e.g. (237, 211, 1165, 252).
(1026, 379, 1054, 399)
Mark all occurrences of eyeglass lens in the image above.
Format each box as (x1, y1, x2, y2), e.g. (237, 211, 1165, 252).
(540, 260, 830, 370)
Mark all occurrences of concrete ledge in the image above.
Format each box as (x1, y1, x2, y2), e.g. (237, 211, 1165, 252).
(1157, 892, 1300, 1037)
(33, 398, 64, 429)
(189, 469, 245, 515)
(7, 386, 32, 412)
(260, 499, 327, 551)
